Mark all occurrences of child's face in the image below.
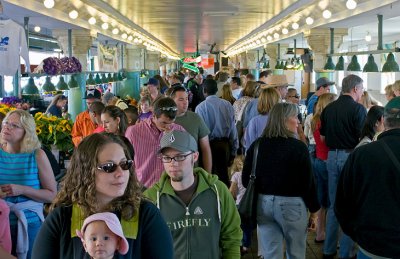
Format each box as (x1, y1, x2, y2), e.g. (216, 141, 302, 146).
(140, 101, 150, 113)
(83, 221, 120, 259)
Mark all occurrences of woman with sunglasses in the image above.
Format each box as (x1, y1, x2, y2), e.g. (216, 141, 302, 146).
(32, 133, 174, 258)
(0, 110, 57, 259)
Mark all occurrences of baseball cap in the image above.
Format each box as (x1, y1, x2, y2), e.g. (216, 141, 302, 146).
(144, 78, 159, 86)
(316, 77, 335, 88)
(76, 212, 129, 255)
(159, 130, 198, 153)
(83, 89, 101, 99)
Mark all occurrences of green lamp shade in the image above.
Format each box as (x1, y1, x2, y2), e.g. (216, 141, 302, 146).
(23, 77, 39, 94)
(42, 76, 56, 92)
(283, 61, 289, 70)
(107, 73, 113, 82)
(335, 56, 345, 70)
(324, 56, 335, 70)
(56, 76, 69, 90)
(347, 55, 361, 71)
(265, 61, 270, 69)
(382, 52, 400, 72)
(95, 74, 102, 84)
(275, 61, 280, 69)
(363, 54, 379, 72)
(113, 73, 118, 82)
(118, 72, 123, 81)
(101, 74, 108, 83)
(86, 74, 96, 85)
(68, 75, 79, 88)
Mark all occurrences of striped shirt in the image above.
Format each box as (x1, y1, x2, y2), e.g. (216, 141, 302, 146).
(125, 118, 185, 188)
(0, 149, 41, 225)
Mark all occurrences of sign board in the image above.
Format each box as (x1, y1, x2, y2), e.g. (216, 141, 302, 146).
(98, 43, 118, 72)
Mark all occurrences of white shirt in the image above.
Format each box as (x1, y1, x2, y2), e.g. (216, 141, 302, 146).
(0, 19, 30, 76)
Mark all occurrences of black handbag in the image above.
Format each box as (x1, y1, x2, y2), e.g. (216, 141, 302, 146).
(238, 139, 260, 226)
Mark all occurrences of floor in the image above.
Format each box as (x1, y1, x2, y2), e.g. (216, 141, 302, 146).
(242, 230, 324, 259)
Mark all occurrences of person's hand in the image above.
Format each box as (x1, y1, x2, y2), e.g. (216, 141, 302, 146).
(0, 184, 25, 197)
(308, 213, 317, 231)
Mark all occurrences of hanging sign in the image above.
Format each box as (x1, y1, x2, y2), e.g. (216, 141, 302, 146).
(180, 55, 202, 73)
(98, 43, 118, 72)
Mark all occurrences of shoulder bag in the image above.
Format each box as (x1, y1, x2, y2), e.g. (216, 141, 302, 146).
(238, 139, 260, 226)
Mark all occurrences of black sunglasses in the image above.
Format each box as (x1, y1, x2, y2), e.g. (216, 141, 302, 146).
(97, 160, 133, 173)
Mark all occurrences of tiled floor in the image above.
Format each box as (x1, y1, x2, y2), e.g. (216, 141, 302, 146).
(242, 230, 324, 259)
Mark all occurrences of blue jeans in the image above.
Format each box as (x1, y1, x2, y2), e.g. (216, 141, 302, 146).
(10, 220, 42, 259)
(257, 195, 308, 259)
(314, 158, 330, 208)
(308, 144, 316, 166)
(323, 150, 357, 257)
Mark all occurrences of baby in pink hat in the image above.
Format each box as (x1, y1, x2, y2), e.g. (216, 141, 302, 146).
(76, 212, 129, 259)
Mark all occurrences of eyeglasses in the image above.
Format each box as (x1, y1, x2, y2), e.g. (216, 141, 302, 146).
(97, 160, 133, 173)
(288, 94, 300, 99)
(2, 121, 23, 130)
(158, 106, 178, 112)
(161, 153, 193, 163)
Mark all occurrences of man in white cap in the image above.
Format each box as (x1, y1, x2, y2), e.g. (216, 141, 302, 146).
(144, 130, 242, 259)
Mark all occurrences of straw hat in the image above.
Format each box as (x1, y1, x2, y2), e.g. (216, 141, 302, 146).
(262, 74, 290, 88)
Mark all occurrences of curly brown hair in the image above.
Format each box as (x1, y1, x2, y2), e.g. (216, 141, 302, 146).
(50, 133, 142, 220)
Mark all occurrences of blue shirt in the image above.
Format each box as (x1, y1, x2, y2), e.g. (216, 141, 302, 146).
(243, 98, 259, 128)
(244, 114, 269, 151)
(195, 95, 238, 155)
(307, 94, 318, 115)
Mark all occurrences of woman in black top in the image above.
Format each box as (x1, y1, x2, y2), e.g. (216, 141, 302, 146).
(242, 102, 319, 259)
(46, 94, 67, 118)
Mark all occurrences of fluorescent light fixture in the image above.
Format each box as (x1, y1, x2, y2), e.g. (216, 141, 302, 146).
(203, 11, 238, 17)
(365, 32, 371, 42)
(53, 48, 62, 52)
(34, 26, 41, 32)
(88, 17, 96, 25)
(43, 0, 54, 9)
(69, 10, 78, 19)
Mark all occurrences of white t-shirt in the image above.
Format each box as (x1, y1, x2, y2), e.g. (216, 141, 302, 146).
(0, 19, 30, 76)
(231, 171, 246, 205)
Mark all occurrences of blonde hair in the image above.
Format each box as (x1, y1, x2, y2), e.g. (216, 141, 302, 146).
(242, 81, 258, 97)
(230, 155, 244, 177)
(257, 87, 280, 115)
(221, 83, 236, 104)
(392, 80, 400, 93)
(311, 93, 337, 132)
(385, 84, 395, 98)
(1, 110, 41, 153)
(262, 103, 298, 139)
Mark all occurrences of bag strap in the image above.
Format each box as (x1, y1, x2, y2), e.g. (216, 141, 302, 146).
(250, 139, 260, 179)
(380, 141, 400, 172)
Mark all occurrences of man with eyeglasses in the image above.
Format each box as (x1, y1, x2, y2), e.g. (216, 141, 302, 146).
(71, 89, 101, 147)
(144, 130, 241, 259)
(125, 97, 185, 188)
(195, 79, 238, 186)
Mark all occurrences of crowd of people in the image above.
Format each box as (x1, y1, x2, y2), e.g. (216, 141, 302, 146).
(0, 69, 400, 259)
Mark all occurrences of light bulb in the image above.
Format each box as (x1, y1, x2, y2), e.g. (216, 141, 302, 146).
(274, 33, 279, 39)
(69, 10, 78, 19)
(282, 28, 289, 35)
(112, 28, 119, 35)
(323, 10, 332, 19)
(292, 22, 299, 30)
(256, 39, 261, 44)
(138, 39, 143, 43)
(88, 17, 96, 25)
(121, 33, 128, 39)
(346, 0, 357, 10)
(306, 17, 314, 25)
(128, 35, 133, 41)
(102, 23, 109, 30)
(133, 38, 139, 43)
(261, 37, 266, 43)
(365, 33, 372, 42)
(34, 26, 41, 32)
(267, 35, 272, 41)
(43, 0, 55, 9)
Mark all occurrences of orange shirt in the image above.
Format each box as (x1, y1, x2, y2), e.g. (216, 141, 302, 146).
(71, 110, 96, 147)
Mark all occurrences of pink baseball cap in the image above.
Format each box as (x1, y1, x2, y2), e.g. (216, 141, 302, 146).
(76, 212, 129, 255)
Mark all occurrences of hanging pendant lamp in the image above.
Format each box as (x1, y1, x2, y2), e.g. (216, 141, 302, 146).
(113, 73, 118, 82)
(118, 72, 124, 81)
(107, 73, 113, 82)
(335, 56, 345, 70)
(68, 75, 79, 88)
(382, 52, 400, 72)
(42, 76, 56, 92)
(95, 74, 102, 85)
(324, 56, 336, 70)
(101, 73, 108, 83)
(23, 77, 39, 94)
(347, 55, 361, 71)
(363, 54, 379, 72)
(56, 76, 69, 90)
(86, 74, 96, 85)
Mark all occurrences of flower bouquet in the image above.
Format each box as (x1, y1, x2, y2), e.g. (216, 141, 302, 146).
(34, 112, 74, 153)
(0, 103, 16, 116)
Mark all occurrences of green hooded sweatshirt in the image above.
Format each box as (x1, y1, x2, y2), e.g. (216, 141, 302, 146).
(144, 167, 242, 259)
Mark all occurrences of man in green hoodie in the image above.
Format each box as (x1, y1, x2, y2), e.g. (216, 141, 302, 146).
(144, 130, 242, 259)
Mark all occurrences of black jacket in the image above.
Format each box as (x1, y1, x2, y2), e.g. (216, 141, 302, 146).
(335, 129, 400, 258)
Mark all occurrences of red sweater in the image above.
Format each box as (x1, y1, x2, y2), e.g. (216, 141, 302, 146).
(313, 122, 329, 161)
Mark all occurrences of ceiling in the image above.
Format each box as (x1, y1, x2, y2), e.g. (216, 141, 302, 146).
(3, 0, 400, 57)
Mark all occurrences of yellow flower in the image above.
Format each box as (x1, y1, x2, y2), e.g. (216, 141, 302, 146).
(66, 124, 72, 131)
(34, 112, 43, 119)
(48, 125, 53, 134)
(56, 125, 66, 132)
(36, 127, 42, 135)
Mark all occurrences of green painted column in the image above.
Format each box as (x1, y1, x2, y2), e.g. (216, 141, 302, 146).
(273, 69, 284, 75)
(118, 71, 141, 101)
(0, 76, 3, 98)
(67, 73, 86, 121)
